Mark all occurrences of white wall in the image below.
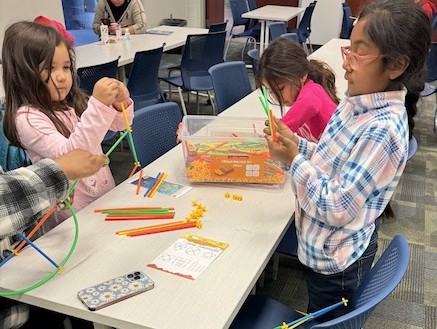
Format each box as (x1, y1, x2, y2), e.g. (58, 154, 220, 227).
(0, 0, 65, 51)
(299, 0, 343, 46)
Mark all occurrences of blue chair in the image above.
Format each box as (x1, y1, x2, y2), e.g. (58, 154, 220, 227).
(247, 48, 260, 76)
(280, 32, 299, 43)
(77, 57, 119, 95)
(208, 61, 252, 114)
(230, 234, 410, 329)
(208, 20, 228, 33)
(407, 135, 418, 160)
(288, 1, 318, 54)
(127, 45, 165, 111)
(268, 22, 287, 41)
(131, 102, 182, 167)
(224, 0, 260, 61)
(77, 57, 120, 143)
(340, 3, 354, 39)
(160, 31, 227, 116)
(247, 32, 299, 77)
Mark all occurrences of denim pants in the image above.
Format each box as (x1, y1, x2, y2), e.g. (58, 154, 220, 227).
(305, 227, 379, 322)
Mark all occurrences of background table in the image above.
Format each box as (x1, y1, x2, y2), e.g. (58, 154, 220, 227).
(242, 5, 305, 55)
(0, 94, 295, 329)
(75, 25, 209, 68)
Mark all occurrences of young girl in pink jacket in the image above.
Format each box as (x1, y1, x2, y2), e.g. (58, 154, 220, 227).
(257, 38, 339, 142)
(2, 21, 134, 232)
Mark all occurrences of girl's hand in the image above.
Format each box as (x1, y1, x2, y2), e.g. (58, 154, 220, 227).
(263, 116, 299, 144)
(112, 83, 132, 111)
(93, 78, 121, 106)
(176, 122, 183, 143)
(265, 129, 299, 167)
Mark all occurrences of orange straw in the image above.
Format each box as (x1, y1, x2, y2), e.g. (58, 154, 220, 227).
(116, 220, 187, 235)
(128, 163, 140, 178)
(95, 207, 174, 213)
(135, 169, 143, 195)
(126, 221, 199, 236)
(15, 206, 57, 253)
(148, 172, 168, 198)
(269, 109, 277, 142)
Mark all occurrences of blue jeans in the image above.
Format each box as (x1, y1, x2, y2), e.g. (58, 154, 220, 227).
(305, 227, 378, 322)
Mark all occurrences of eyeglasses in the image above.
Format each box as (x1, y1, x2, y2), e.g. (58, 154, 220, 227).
(341, 46, 382, 70)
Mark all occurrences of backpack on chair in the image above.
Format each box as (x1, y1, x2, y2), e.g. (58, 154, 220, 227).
(0, 103, 31, 170)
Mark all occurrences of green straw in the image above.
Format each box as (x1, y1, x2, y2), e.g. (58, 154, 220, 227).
(105, 130, 129, 157)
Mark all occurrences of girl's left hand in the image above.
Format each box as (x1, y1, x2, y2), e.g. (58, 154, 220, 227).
(112, 83, 132, 111)
(265, 130, 299, 167)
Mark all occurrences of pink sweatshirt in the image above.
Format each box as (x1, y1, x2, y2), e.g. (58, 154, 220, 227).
(16, 97, 134, 230)
(281, 79, 337, 142)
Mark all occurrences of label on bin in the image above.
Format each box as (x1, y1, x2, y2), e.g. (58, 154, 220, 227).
(183, 140, 285, 184)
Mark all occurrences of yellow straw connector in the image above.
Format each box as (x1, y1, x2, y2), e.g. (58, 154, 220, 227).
(58, 265, 64, 273)
(195, 220, 202, 229)
(11, 249, 19, 256)
(281, 322, 288, 329)
(342, 298, 349, 306)
(224, 192, 231, 198)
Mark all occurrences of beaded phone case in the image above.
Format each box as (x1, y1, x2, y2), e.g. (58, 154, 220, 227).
(77, 271, 154, 311)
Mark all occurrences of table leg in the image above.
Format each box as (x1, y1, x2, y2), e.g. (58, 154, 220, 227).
(259, 20, 266, 56)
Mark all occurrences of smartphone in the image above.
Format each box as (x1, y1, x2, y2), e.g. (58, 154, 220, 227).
(77, 271, 154, 311)
(101, 18, 110, 25)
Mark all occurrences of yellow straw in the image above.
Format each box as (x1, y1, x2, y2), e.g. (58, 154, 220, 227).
(148, 172, 168, 198)
(120, 102, 131, 132)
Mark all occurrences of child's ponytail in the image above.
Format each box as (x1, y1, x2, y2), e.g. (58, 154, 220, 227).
(308, 59, 340, 105)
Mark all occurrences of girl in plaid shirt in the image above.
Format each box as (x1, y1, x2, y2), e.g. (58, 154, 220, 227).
(266, 0, 430, 322)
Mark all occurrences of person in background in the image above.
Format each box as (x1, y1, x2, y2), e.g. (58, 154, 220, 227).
(257, 38, 339, 143)
(0, 149, 106, 329)
(415, 0, 436, 19)
(264, 0, 430, 322)
(92, 0, 147, 36)
(1, 21, 134, 234)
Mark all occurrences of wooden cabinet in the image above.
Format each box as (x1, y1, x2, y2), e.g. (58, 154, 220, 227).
(206, 0, 225, 26)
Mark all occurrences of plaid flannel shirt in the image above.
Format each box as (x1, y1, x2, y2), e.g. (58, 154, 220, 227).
(291, 89, 408, 274)
(0, 159, 68, 328)
(0, 159, 68, 240)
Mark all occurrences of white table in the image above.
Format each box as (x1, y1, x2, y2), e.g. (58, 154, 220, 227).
(242, 5, 305, 55)
(75, 25, 209, 68)
(308, 38, 349, 100)
(0, 95, 295, 329)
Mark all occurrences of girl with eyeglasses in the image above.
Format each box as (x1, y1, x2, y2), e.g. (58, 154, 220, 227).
(265, 0, 430, 322)
(257, 38, 339, 143)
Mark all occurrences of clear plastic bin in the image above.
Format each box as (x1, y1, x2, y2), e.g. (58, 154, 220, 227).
(178, 115, 286, 185)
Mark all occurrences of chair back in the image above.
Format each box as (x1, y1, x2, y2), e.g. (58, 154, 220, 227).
(127, 45, 165, 110)
(431, 12, 437, 34)
(230, 0, 251, 28)
(280, 32, 299, 43)
(268, 22, 287, 41)
(180, 31, 227, 90)
(340, 3, 353, 39)
(77, 57, 119, 95)
(425, 42, 437, 82)
(296, 1, 317, 42)
(208, 61, 252, 114)
(209, 20, 228, 33)
(247, 48, 259, 76)
(312, 235, 409, 329)
(131, 102, 182, 167)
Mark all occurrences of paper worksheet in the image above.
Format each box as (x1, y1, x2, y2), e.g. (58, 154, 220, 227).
(147, 234, 229, 280)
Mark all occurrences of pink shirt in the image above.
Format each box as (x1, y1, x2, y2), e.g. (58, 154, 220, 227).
(281, 79, 337, 142)
(16, 97, 134, 230)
